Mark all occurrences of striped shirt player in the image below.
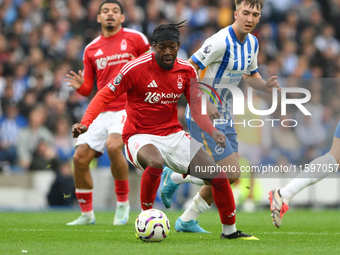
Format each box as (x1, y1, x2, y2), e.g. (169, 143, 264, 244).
(186, 25, 259, 160)
(159, 1, 278, 237)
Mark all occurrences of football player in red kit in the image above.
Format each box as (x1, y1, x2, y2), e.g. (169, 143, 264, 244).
(65, 0, 150, 226)
(72, 21, 257, 240)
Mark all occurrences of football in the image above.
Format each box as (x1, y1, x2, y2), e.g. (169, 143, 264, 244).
(135, 209, 170, 242)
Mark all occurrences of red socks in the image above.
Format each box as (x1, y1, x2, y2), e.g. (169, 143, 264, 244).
(75, 190, 93, 213)
(210, 172, 236, 225)
(140, 166, 163, 210)
(115, 180, 129, 202)
(75, 180, 129, 213)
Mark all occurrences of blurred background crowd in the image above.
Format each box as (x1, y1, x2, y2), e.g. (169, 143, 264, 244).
(1, 0, 340, 206)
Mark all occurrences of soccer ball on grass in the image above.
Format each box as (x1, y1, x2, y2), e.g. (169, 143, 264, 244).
(135, 209, 170, 242)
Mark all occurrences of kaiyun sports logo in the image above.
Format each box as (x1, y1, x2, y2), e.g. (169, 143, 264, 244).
(198, 82, 312, 128)
(144, 92, 181, 104)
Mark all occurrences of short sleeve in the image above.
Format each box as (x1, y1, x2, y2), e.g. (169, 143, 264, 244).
(245, 36, 259, 75)
(191, 35, 226, 70)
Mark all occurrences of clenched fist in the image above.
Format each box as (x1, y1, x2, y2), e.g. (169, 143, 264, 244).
(211, 130, 226, 148)
(72, 123, 88, 138)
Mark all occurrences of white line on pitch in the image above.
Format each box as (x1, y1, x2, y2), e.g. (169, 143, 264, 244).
(0, 228, 127, 232)
(264, 232, 340, 235)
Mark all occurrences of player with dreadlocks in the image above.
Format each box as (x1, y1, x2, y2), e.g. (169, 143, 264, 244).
(160, 0, 280, 235)
(72, 21, 257, 239)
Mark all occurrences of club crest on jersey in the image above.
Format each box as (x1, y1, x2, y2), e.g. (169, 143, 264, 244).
(121, 39, 127, 51)
(203, 44, 212, 54)
(114, 73, 123, 85)
(177, 75, 183, 89)
(215, 145, 224, 154)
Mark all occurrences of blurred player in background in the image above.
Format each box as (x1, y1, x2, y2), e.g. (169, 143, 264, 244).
(65, 0, 150, 226)
(160, 0, 280, 233)
(269, 120, 340, 228)
(72, 21, 257, 240)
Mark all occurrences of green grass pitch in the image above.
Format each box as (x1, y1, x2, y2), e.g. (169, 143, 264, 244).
(1, 209, 339, 255)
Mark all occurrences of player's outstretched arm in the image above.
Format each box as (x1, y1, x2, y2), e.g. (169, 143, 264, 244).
(80, 85, 118, 129)
(72, 123, 88, 138)
(207, 100, 220, 120)
(187, 58, 220, 120)
(188, 90, 226, 148)
(243, 73, 281, 93)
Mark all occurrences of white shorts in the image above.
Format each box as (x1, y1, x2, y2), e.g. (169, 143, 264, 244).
(124, 131, 203, 174)
(75, 110, 127, 154)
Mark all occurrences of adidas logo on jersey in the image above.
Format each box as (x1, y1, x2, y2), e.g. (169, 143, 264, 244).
(147, 80, 158, 88)
(94, 49, 104, 57)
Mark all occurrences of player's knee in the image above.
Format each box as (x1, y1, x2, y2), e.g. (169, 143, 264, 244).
(73, 146, 92, 167)
(107, 142, 124, 159)
(138, 151, 162, 169)
(137, 152, 163, 169)
(144, 158, 163, 169)
(73, 153, 87, 167)
(228, 170, 240, 184)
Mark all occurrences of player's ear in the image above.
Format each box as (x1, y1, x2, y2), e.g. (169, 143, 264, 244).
(234, 11, 237, 20)
(177, 42, 181, 48)
(120, 14, 125, 23)
(97, 14, 101, 23)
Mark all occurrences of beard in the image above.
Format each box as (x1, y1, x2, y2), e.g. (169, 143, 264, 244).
(106, 24, 115, 30)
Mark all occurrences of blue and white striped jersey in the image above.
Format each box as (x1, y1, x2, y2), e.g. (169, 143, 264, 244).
(188, 25, 259, 121)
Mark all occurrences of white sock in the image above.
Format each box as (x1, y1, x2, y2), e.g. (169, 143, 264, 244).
(280, 153, 337, 204)
(82, 210, 95, 218)
(189, 176, 205, 185)
(180, 192, 210, 222)
(222, 224, 237, 235)
(170, 172, 187, 184)
(171, 172, 205, 185)
(117, 201, 129, 207)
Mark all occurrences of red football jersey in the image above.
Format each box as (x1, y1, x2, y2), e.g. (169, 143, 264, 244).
(81, 52, 217, 143)
(77, 28, 150, 112)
